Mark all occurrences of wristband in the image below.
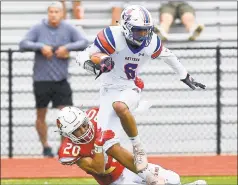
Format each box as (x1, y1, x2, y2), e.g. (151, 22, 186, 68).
(94, 144, 103, 153)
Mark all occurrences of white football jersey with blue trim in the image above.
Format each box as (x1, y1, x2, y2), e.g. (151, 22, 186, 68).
(92, 26, 162, 88)
(76, 26, 188, 88)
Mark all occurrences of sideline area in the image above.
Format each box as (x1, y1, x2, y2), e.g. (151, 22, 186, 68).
(2, 155, 237, 178)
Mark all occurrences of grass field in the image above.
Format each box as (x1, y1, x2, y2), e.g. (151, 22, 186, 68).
(2, 176, 237, 185)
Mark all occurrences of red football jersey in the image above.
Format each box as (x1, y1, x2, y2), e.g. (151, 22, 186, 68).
(58, 107, 125, 185)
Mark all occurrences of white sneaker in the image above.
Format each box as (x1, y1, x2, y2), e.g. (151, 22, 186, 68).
(184, 180, 208, 185)
(188, 24, 204, 41)
(133, 143, 148, 172)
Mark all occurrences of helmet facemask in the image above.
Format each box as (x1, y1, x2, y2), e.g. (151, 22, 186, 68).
(130, 25, 153, 46)
(66, 117, 95, 144)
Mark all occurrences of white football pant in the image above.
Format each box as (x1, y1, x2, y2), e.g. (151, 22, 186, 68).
(110, 163, 181, 185)
(98, 87, 141, 133)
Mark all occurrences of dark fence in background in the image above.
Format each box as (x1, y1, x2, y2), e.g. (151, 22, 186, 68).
(1, 46, 237, 157)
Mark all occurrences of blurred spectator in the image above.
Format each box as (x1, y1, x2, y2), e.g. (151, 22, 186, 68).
(111, 2, 123, 26)
(61, 0, 84, 19)
(154, 1, 204, 41)
(19, 1, 88, 157)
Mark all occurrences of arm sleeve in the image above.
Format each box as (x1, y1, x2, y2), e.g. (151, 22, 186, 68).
(160, 46, 187, 79)
(64, 25, 89, 51)
(19, 25, 45, 51)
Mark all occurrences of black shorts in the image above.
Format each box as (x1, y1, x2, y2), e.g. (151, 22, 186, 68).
(33, 79, 73, 108)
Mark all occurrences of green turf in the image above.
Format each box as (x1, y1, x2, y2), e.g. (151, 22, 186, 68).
(182, 176, 237, 185)
(1, 178, 97, 185)
(1, 176, 237, 185)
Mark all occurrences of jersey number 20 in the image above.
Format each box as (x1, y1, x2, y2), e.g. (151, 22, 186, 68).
(124, 63, 138, 80)
(63, 143, 81, 156)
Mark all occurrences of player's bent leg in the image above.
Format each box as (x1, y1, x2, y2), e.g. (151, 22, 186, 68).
(113, 101, 148, 172)
(112, 88, 141, 138)
(113, 101, 138, 137)
(97, 87, 122, 132)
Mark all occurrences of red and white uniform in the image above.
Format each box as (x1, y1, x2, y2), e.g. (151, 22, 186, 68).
(58, 107, 180, 185)
(58, 107, 124, 185)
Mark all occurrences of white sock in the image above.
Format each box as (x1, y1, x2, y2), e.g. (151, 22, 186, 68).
(129, 135, 141, 146)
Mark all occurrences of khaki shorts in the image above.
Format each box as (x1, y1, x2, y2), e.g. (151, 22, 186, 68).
(159, 2, 195, 20)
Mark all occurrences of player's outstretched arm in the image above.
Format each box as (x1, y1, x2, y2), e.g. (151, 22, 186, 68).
(106, 144, 138, 173)
(76, 157, 104, 175)
(159, 46, 206, 90)
(77, 129, 116, 175)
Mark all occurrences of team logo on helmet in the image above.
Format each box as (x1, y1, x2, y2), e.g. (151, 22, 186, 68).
(123, 8, 134, 22)
(56, 119, 63, 130)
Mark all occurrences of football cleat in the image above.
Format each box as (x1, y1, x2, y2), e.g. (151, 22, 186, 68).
(133, 143, 148, 172)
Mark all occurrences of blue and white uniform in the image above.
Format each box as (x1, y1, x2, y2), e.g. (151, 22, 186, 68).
(76, 25, 187, 138)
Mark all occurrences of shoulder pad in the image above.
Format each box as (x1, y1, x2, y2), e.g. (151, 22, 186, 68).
(147, 33, 163, 59)
(86, 107, 99, 126)
(94, 27, 116, 55)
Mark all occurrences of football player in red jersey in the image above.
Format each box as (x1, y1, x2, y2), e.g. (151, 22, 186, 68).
(57, 106, 207, 185)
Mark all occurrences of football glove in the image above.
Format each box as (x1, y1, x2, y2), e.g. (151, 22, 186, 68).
(94, 128, 115, 153)
(134, 76, 144, 90)
(181, 73, 206, 90)
(95, 57, 115, 79)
